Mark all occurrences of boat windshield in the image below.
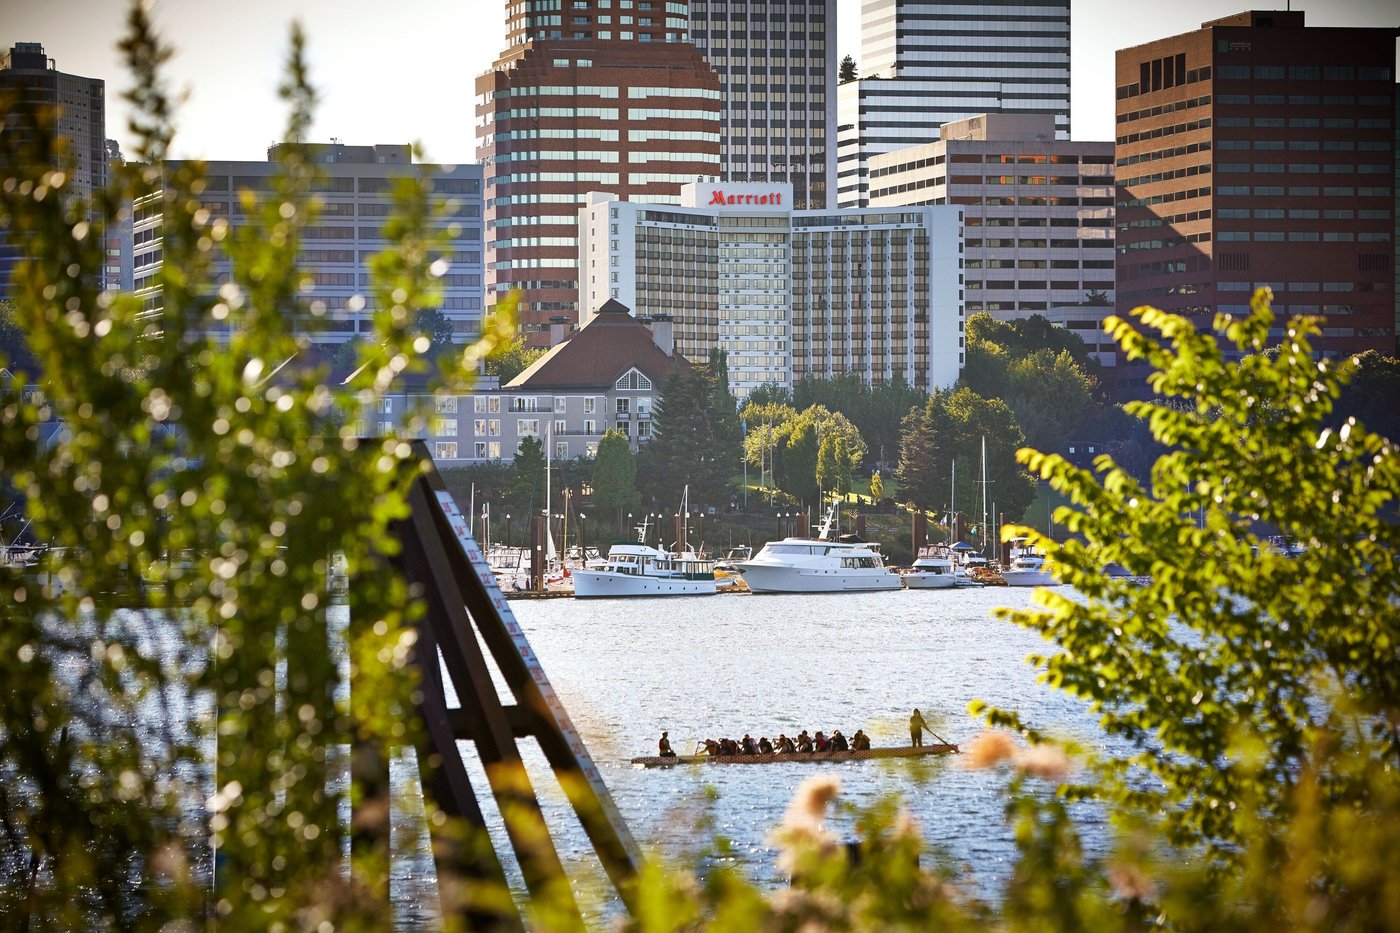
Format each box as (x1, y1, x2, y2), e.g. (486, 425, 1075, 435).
(764, 544, 825, 556)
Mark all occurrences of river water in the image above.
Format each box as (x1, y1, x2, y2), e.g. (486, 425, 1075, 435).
(396, 586, 1114, 927)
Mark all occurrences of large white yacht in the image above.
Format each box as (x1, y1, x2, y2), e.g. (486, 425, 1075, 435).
(736, 506, 900, 594)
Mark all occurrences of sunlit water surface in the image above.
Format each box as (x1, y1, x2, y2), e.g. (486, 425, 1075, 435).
(391, 587, 1115, 928)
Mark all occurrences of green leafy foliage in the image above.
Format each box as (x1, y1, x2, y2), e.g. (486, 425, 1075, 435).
(980, 288, 1400, 858)
(783, 420, 819, 503)
(896, 388, 1035, 523)
(639, 351, 740, 510)
(0, 299, 39, 375)
(839, 53, 858, 83)
(792, 373, 924, 470)
(510, 434, 546, 515)
(0, 8, 501, 927)
(591, 429, 641, 530)
(484, 327, 545, 383)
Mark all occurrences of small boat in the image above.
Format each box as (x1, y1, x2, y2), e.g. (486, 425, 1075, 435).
(1001, 540, 1059, 587)
(631, 743, 959, 767)
(904, 543, 982, 589)
(714, 545, 752, 572)
(736, 502, 901, 594)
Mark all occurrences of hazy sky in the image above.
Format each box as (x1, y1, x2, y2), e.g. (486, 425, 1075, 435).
(3, 0, 1396, 164)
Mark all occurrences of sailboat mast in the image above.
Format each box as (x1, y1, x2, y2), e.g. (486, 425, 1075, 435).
(949, 460, 956, 542)
(980, 435, 989, 556)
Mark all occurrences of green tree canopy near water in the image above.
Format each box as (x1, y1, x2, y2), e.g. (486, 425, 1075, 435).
(591, 429, 640, 530)
(0, 7, 517, 927)
(639, 349, 740, 510)
(979, 287, 1400, 858)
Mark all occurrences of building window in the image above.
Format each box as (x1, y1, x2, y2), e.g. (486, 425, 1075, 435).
(554, 419, 567, 436)
(616, 397, 631, 414)
(475, 442, 487, 458)
(435, 396, 458, 414)
(585, 397, 597, 413)
(518, 419, 540, 437)
(433, 418, 458, 437)
(555, 441, 569, 459)
(488, 396, 501, 413)
(489, 420, 500, 436)
(489, 442, 501, 459)
(474, 396, 487, 413)
(435, 442, 459, 460)
(554, 396, 567, 413)
(378, 398, 393, 414)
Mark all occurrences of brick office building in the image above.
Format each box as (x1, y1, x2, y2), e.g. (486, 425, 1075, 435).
(1115, 11, 1397, 358)
(476, 1, 721, 344)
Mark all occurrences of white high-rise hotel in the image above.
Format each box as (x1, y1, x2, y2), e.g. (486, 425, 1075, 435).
(838, 0, 1071, 207)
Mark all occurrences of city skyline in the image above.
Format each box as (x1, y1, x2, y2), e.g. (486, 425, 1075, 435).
(4, 0, 1395, 164)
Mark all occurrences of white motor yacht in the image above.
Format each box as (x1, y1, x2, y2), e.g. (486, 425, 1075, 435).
(904, 544, 982, 589)
(571, 542, 718, 598)
(736, 505, 900, 594)
(1001, 541, 1060, 587)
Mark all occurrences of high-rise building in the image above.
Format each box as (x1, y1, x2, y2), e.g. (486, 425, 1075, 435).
(0, 42, 107, 300)
(837, 0, 1071, 208)
(867, 114, 1115, 350)
(131, 143, 484, 346)
(104, 139, 134, 294)
(1115, 11, 1398, 358)
(580, 182, 965, 399)
(476, 1, 721, 345)
(688, 0, 838, 210)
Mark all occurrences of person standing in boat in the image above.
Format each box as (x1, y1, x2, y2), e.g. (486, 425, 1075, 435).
(659, 732, 676, 758)
(910, 709, 929, 747)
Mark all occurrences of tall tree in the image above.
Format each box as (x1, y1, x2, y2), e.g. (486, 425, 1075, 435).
(0, 299, 38, 375)
(485, 332, 545, 383)
(896, 397, 942, 511)
(415, 306, 455, 349)
(746, 382, 791, 407)
(839, 53, 858, 83)
(941, 386, 1035, 528)
(1005, 348, 1097, 452)
(980, 289, 1400, 861)
(590, 429, 640, 530)
(639, 353, 741, 510)
(783, 420, 819, 503)
(509, 435, 545, 515)
(816, 432, 851, 497)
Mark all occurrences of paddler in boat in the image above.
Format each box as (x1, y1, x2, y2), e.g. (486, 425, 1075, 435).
(830, 730, 849, 751)
(658, 731, 676, 758)
(910, 708, 929, 747)
(851, 729, 871, 751)
(758, 736, 774, 754)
